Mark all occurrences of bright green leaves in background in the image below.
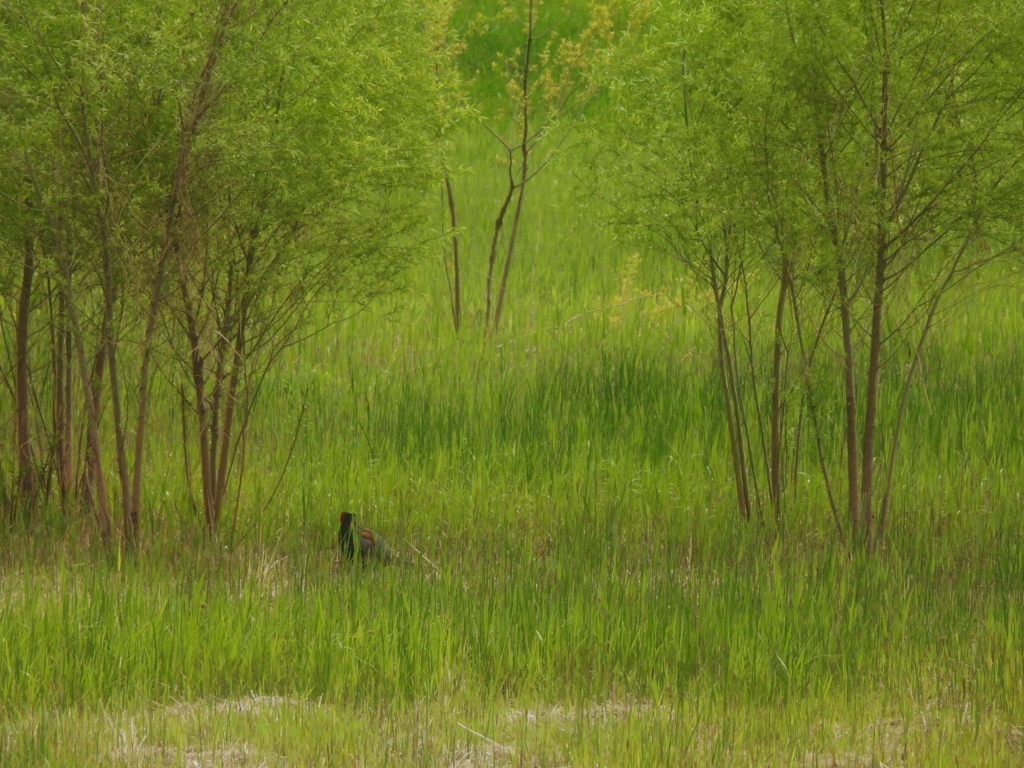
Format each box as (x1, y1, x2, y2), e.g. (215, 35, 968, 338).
(1, 2, 1024, 764)
(2, 0, 1023, 546)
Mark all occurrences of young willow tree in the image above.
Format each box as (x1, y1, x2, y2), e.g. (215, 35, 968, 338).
(167, 0, 447, 532)
(599, 1, 807, 527)
(444, 0, 616, 334)
(601, 0, 1024, 545)
(0, 0, 447, 540)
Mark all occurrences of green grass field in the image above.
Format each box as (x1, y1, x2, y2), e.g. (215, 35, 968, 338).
(3, 127, 1023, 765)
(3, 15, 1024, 764)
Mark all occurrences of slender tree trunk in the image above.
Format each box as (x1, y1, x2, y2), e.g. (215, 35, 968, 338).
(182, 282, 215, 530)
(105, 314, 132, 524)
(837, 268, 861, 538)
(710, 254, 751, 520)
(860, 254, 886, 545)
(86, 117, 135, 539)
(736, 265, 767, 522)
(211, 314, 244, 522)
(716, 305, 749, 520)
(25, 170, 111, 535)
(492, 162, 527, 333)
(768, 256, 791, 524)
(207, 240, 257, 529)
(52, 288, 73, 503)
(485, 173, 515, 330)
(62, 276, 114, 542)
(204, 297, 229, 531)
(817, 137, 859, 540)
(861, 8, 892, 546)
(489, 0, 535, 335)
(728, 279, 759, 520)
(128, 0, 238, 539)
(77, 335, 107, 510)
(128, 235, 174, 540)
(99, 262, 133, 538)
(444, 175, 461, 331)
(15, 237, 38, 505)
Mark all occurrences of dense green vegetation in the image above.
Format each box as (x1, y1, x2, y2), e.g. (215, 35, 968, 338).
(2, 0, 1023, 765)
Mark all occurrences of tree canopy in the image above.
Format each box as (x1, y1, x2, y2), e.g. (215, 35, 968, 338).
(0, 0, 450, 537)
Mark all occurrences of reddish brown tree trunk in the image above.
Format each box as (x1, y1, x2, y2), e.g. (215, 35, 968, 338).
(710, 253, 752, 521)
(14, 237, 38, 504)
(768, 256, 791, 524)
(52, 291, 74, 502)
(861, 8, 892, 546)
(444, 175, 462, 331)
(837, 269, 860, 537)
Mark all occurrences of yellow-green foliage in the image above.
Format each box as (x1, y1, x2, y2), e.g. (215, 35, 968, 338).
(2, 2, 1023, 764)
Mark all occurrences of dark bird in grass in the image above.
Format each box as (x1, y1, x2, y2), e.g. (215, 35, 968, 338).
(338, 512, 395, 564)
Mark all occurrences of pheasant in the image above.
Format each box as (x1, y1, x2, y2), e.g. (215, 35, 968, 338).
(338, 512, 395, 564)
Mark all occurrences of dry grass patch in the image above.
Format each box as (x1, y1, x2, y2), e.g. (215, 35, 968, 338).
(163, 695, 306, 719)
(113, 742, 278, 768)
